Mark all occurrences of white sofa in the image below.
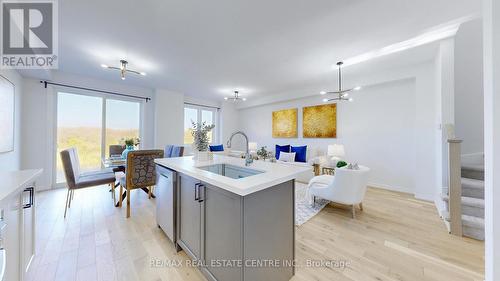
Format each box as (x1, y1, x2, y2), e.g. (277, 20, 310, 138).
(275, 160, 314, 183)
(275, 146, 324, 184)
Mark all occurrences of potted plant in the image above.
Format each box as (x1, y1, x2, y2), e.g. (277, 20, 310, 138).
(191, 121, 215, 160)
(256, 146, 269, 161)
(121, 137, 140, 159)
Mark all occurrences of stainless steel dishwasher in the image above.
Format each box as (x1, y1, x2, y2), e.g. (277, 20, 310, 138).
(155, 165, 177, 244)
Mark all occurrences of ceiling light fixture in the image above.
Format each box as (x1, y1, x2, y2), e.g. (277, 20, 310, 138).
(224, 91, 246, 102)
(321, 62, 360, 102)
(101, 60, 146, 80)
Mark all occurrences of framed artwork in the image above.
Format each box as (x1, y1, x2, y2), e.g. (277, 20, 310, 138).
(0, 75, 14, 153)
(272, 108, 298, 138)
(303, 103, 337, 138)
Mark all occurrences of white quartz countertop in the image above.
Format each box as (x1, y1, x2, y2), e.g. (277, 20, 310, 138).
(155, 155, 310, 196)
(0, 169, 43, 202)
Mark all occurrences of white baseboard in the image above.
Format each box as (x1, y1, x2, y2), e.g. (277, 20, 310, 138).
(368, 182, 412, 194)
(414, 192, 435, 202)
(434, 189, 446, 217)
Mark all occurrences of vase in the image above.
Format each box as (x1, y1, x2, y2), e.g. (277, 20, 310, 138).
(193, 150, 213, 161)
(121, 145, 134, 159)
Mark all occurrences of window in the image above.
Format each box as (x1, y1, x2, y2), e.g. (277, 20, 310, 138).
(105, 99, 141, 152)
(184, 105, 218, 145)
(56, 93, 103, 183)
(56, 92, 142, 184)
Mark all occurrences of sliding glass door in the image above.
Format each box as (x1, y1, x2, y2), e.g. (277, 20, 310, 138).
(56, 92, 142, 184)
(56, 93, 103, 183)
(105, 99, 141, 153)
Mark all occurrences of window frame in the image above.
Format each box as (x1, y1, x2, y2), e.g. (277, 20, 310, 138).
(183, 104, 219, 145)
(53, 88, 144, 186)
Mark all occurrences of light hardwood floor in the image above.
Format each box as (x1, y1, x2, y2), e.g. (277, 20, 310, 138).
(26, 184, 484, 281)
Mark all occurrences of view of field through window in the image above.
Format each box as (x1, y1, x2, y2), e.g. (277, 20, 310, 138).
(56, 93, 140, 183)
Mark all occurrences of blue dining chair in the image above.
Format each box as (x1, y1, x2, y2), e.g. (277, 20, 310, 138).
(164, 145, 174, 158)
(171, 146, 184, 157)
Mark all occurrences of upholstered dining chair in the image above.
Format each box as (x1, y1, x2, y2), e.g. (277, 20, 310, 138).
(307, 166, 370, 218)
(119, 149, 164, 218)
(171, 146, 184, 157)
(164, 145, 184, 158)
(60, 147, 117, 218)
(109, 144, 125, 157)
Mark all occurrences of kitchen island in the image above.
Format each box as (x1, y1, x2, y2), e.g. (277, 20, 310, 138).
(154, 155, 310, 281)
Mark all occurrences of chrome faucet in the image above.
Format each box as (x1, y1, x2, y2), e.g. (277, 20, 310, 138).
(227, 131, 253, 166)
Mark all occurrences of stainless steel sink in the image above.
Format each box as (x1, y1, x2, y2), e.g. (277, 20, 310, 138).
(197, 163, 264, 179)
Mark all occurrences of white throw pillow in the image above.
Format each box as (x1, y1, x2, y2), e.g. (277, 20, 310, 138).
(279, 152, 296, 162)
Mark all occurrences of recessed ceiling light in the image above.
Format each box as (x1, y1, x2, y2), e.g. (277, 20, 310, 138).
(354, 86, 362, 91)
(320, 91, 327, 95)
(100, 64, 108, 68)
(322, 98, 329, 103)
(140, 72, 147, 76)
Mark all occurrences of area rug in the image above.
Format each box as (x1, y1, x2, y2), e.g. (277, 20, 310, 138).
(295, 182, 329, 226)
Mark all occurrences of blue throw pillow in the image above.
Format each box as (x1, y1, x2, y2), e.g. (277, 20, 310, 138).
(275, 145, 290, 160)
(209, 144, 224, 152)
(291, 145, 307, 163)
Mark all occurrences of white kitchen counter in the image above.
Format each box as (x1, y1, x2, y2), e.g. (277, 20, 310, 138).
(155, 155, 310, 196)
(0, 169, 43, 202)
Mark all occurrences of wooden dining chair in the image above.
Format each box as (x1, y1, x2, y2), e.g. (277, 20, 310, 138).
(119, 149, 164, 218)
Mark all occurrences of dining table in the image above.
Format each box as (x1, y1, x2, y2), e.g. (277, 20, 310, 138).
(102, 156, 156, 207)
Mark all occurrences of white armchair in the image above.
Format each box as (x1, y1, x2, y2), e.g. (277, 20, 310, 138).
(307, 165, 370, 218)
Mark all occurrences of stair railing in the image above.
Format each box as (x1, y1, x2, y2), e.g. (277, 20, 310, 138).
(445, 123, 463, 236)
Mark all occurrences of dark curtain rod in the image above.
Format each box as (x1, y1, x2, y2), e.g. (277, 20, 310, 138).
(40, 81, 152, 102)
(184, 102, 220, 110)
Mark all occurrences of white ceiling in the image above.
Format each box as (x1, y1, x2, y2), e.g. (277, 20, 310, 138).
(21, 0, 480, 101)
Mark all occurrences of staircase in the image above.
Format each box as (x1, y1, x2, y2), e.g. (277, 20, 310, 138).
(442, 163, 485, 240)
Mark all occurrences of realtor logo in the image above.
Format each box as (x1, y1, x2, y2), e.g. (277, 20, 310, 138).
(1, 0, 58, 69)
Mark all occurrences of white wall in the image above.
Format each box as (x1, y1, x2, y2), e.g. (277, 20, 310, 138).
(483, 0, 500, 279)
(0, 69, 23, 171)
(437, 39, 456, 191)
(237, 61, 442, 200)
(455, 19, 484, 159)
(239, 79, 418, 194)
(414, 62, 441, 202)
(220, 101, 242, 149)
(154, 89, 185, 148)
(21, 72, 155, 190)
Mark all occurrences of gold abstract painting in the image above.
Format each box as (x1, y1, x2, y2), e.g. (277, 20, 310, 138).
(303, 104, 337, 138)
(272, 108, 298, 138)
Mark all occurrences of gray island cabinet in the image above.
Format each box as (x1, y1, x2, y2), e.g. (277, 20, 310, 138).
(177, 173, 295, 281)
(155, 155, 309, 281)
